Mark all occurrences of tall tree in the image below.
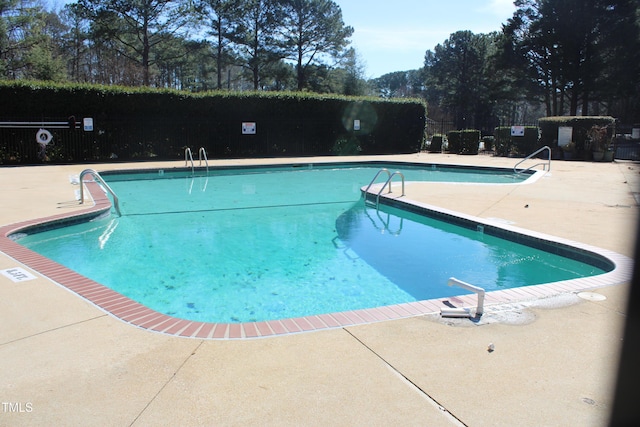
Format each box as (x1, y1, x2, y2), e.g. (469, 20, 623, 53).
(278, 0, 353, 91)
(77, 0, 195, 86)
(373, 71, 410, 99)
(60, 3, 90, 82)
(232, 0, 284, 90)
(28, 9, 67, 81)
(423, 31, 496, 130)
(198, 0, 243, 89)
(341, 47, 368, 95)
(503, 0, 640, 117)
(373, 70, 424, 99)
(1, 0, 55, 79)
(593, 0, 640, 122)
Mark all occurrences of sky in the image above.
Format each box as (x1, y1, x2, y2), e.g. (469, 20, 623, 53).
(47, 0, 517, 79)
(338, 0, 517, 78)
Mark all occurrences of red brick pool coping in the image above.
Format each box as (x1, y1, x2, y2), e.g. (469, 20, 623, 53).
(0, 177, 634, 339)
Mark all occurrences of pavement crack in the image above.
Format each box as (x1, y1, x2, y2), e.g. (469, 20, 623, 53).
(0, 314, 108, 347)
(129, 340, 204, 426)
(343, 328, 468, 426)
(476, 186, 520, 218)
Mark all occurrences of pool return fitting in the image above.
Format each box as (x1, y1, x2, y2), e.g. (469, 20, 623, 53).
(440, 277, 485, 318)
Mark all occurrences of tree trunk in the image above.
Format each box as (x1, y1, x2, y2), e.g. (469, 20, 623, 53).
(253, 64, 259, 90)
(142, 19, 150, 86)
(296, 50, 304, 91)
(216, 26, 223, 90)
(570, 88, 578, 116)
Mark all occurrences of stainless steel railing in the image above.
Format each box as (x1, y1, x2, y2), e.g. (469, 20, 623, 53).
(514, 145, 551, 174)
(363, 168, 405, 209)
(79, 169, 121, 217)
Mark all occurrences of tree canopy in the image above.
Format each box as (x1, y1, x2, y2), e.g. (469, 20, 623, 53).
(77, 0, 194, 86)
(2, 0, 639, 125)
(501, 0, 640, 121)
(420, 0, 640, 128)
(0, 0, 357, 92)
(279, 0, 353, 90)
(423, 31, 497, 130)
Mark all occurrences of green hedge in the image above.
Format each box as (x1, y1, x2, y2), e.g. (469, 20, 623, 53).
(447, 129, 480, 155)
(447, 131, 461, 153)
(429, 134, 443, 152)
(494, 126, 540, 156)
(0, 81, 427, 164)
(538, 116, 615, 153)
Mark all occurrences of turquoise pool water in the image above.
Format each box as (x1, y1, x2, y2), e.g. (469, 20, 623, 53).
(17, 162, 606, 323)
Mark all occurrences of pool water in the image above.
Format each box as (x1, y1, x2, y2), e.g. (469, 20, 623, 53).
(17, 163, 605, 323)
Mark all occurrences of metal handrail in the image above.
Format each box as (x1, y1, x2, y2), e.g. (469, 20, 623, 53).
(0, 120, 80, 129)
(363, 168, 391, 194)
(79, 169, 121, 216)
(375, 171, 405, 208)
(185, 147, 194, 174)
(198, 147, 209, 173)
(363, 168, 406, 209)
(440, 277, 485, 318)
(363, 168, 391, 206)
(514, 145, 551, 174)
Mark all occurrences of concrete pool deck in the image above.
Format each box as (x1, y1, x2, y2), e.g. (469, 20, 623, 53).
(0, 153, 638, 425)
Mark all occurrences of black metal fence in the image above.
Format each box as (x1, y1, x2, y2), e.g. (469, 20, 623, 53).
(0, 114, 423, 165)
(425, 119, 456, 137)
(0, 121, 100, 164)
(612, 138, 640, 161)
(0, 117, 336, 164)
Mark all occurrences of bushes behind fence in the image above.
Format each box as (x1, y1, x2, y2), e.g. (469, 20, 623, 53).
(0, 81, 427, 164)
(494, 126, 540, 156)
(447, 129, 480, 154)
(429, 134, 443, 152)
(538, 116, 615, 153)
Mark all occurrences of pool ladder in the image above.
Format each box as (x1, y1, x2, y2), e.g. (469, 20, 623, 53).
(79, 169, 122, 217)
(184, 147, 209, 174)
(514, 146, 551, 174)
(363, 168, 405, 209)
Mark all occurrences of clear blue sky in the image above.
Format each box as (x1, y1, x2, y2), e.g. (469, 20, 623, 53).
(339, 0, 517, 78)
(48, 0, 517, 79)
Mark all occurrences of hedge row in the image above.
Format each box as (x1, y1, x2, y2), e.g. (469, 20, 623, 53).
(0, 81, 427, 164)
(447, 130, 481, 154)
(425, 119, 616, 159)
(494, 126, 540, 156)
(539, 116, 615, 152)
(428, 134, 444, 152)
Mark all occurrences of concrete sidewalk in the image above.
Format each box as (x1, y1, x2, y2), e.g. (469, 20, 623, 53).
(0, 154, 637, 426)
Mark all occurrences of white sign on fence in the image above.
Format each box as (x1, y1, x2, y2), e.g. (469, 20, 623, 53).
(558, 126, 573, 147)
(511, 126, 525, 136)
(242, 122, 256, 134)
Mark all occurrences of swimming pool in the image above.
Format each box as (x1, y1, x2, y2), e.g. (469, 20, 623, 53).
(15, 162, 614, 325)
